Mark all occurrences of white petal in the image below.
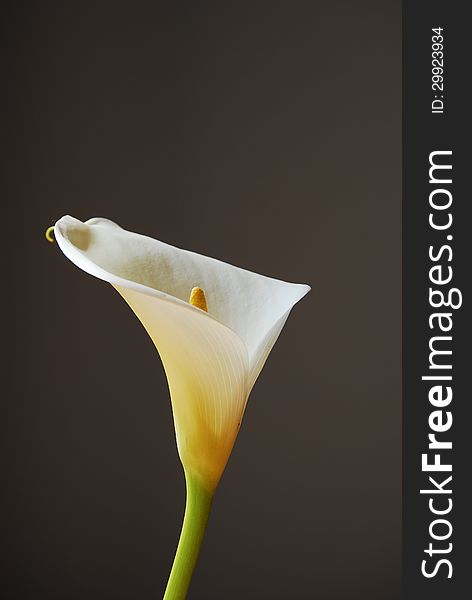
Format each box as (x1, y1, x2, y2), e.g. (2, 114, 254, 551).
(54, 216, 310, 379)
(116, 285, 248, 491)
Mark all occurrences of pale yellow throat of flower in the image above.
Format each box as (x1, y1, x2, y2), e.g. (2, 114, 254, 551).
(189, 286, 208, 312)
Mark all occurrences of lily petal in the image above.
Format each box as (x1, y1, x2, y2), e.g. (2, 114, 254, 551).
(117, 285, 249, 491)
(54, 215, 310, 488)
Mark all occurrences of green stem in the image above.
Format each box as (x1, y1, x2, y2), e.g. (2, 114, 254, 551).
(163, 472, 213, 600)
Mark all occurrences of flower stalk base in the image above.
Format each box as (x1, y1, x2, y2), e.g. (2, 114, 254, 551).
(163, 472, 213, 600)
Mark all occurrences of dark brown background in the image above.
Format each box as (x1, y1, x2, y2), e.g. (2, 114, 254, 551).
(1, 1, 400, 598)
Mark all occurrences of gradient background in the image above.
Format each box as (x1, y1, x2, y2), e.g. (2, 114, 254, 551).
(1, 2, 401, 598)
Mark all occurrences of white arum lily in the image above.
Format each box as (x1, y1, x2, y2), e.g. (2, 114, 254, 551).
(49, 216, 310, 599)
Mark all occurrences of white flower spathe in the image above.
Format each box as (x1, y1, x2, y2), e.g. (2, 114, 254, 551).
(54, 216, 310, 491)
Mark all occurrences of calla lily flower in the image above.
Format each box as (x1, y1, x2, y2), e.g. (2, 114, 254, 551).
(49, 215, 310, 599)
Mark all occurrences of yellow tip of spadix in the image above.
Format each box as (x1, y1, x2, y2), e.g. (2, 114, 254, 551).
(45, 226, 55, 243)
(189, 287, 208, 312)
